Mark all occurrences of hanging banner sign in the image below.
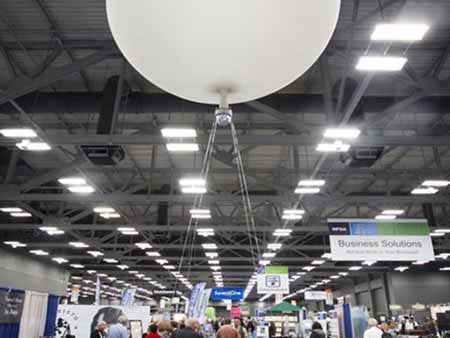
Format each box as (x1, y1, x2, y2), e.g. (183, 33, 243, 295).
(257, 266, 289, 294)
(0, 290, 25, 323)
(187, 283, 205, 318)
(305, 291, 328, 301)
(211, 287, 244, 301)
(327, 219, 435, 261)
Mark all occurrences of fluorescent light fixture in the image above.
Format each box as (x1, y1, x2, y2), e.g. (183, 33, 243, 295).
(97, 273, 108, 277)
(100, 212, 121, 219)
(121, 231, 139, 235)
(282, 214, 303, 220)
(362, 261, 377, 266)
(262, 252, 276, 258)
(411, 187, 438, 195)
(349, 266, 362, 271)
(295, 187, 321, 194)
(128, 271, 139, 274)
(29, 250, 49, 256)
(412, 260, 429, 265)
(296, 272, 306, 276)
(191, 214, 211, 219)
(10, 212, 32, 217)
(68, 185, 95, 194)
(16, 139, 51, 151)
(210, 266, 221, 271)
(136, 274, 145, 278)
(436, 253, 450, 259)
(431, 232, 445, 237)
(197, 228, 214, 237)
(0, 207, 23, 213)
(103, 258, 119, 263)
(107, 277, 117, 281)
(302, 266, 315, 271)
(163, 265, 175, 270)
(330, 275, 340, 279)
(205, 252, 218, 258)
(87, 251, 104, 257)
(375, 214, 397, 220)
(323, 128, 360, 140)
(283, 209, 305, 215)
(190, 209, 211, 215)
(70, 264, 85, 268)
(52, 257, 68, 264)
(161, 128, 197, 138)
(135, 242, 152, 250)
(435, 229, 450, 233)
(118, 227, 137, 233)
(166, 143, 199, 152)
(394, 266, 409, 272)
(202, 243, 217, 250)
(208, 260, 220, 265)
(382, 210, 404, 215)
(259, 260, 271, 265)
(146, 251, 160, 256)
(273, 229, 292, 237)
(39, 226, 64, 235)
(439, 267, 450, 271)
(116, 264, 129, 270)
(322, 253, 332, 259)
(58, 177, 86, 186)
(339, 272, 349, 277)
(267, 243, 282, 250)
(316, 140, 350, 153)
(179, 178, 205, 187)
(298, 180, 326, 187)
(69, 242, 89, 248)
(87, 270, 97, 274)
(422, 180, 450, 187)
(311, 260, 325, 265)
(0, 128, 37, 138)
(93, 206, 115, 213)
(181, 186, 207, 194)
(371, 23, 429, 41)
(156, 259, 168, 264)
(356, 56, 407, 71)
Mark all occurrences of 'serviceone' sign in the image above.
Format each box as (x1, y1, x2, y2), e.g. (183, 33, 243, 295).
(211, 287, 244, 301)
(327, 219, 435, 261)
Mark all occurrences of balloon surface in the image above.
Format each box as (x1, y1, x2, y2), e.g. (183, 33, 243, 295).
(107, 0, 340, 104)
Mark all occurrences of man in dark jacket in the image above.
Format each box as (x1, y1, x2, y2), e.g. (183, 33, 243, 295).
(91, 320, 107, 338)
(169, 319, 203, 338)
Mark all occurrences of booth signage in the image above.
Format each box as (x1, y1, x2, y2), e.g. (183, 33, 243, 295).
(0, 290, 25, 323)
(327, 219, 435, 261)
(211, 287, 244, 301)
(304, 291, 328, 301)
(257, 266, 289, 294)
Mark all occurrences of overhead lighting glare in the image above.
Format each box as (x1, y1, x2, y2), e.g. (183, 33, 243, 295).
(362, 261, 377, 266)
(356, 56, 407, 71)
(100, 213, 121, 219)
(166, 143, 199, 152)
(205, 252, 218, 258)
(93, 206, 115, 213)
(371, 23, 429, 41)
(259, 260, 271, 265)
(68, 185, 95, 194)
(412, 260, 429, 265)
(431, 232, 445, 237)
(382, 210, 404, 215)
(282, 214, 303, 220)
(161, 128, 197, 138)
(163, 265, 175, 270)
(39, 226, 64, 235)
(69, 242, 89, 248)
(375, 214, 397, 220)
(0, 128, 37, 138)
(197, 228, 214, 237)
(210, 266, 221, 271)
(202, 243, 217, 250)
(179, 178, 205, 186)
(87, 270, 97, 274)
(394, 266, 409, 272)
(311, 260, 325, 265)
(0, 207, 23, 213)
(191, 214, 211, 220)
(267, 243, 282, 250)
(411, 187, 438, 195)
(295, 187, 321, 194)
(298, 180, 325, 187)
(316, 140, 350, 153)
(323, 128, 360, 140)
(30, 249, 49, 256)
(302, 266, 315, 271)
(339, 272, 349, 276)
(208, 260, 220, 265)
(439, 267, 450, 271)
(135, 242, 152, 250)
(70, 264, 85, 269)
(146, 251, 160, 256)
(58, 177, 87, 186)
(330, 275, 340, 279)
(116, 264, 129, 270)
(421, 180, 450, 187)
(16, 139, 51, 151)
(273, 229, 292, 237)
(262, 252, 276, 258)
(52, 257, 68, 264)
(87, 251, 104, 257)
(181, 186, 207, 194)
(103, 258, 119, 263)
(436, 253, 450, 259)
(156, 259, 169, 264)
(322, 253, 332, 259)
(349, 266, 362, 271)
(435, 229, 450, 233)
(10, 212, 32, 217)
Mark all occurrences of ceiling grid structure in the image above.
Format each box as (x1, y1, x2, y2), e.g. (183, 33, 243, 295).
(0, 0, 449, 300)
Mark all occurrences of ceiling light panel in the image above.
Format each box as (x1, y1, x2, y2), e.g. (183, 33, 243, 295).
(371, 23, 429, 41)
(356, 56, 407, 71)
(0, 128, 37, 138)
(161, 128, 197, 138)
(323, 128, 360, 139)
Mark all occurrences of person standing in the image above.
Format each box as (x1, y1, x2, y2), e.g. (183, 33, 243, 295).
(233, 319, 248, 338)
(91, 321, 107, 338)
(108, 315, 129, 338)
(169, 319, 203, 338)
(216, 325, 241, 338)
(309, 322, 326, 338)
(146, 324, 162, 338)
(364, 318, 383, 338)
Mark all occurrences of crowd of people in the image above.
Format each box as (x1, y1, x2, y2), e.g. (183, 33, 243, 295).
(363, 316, 438, 338)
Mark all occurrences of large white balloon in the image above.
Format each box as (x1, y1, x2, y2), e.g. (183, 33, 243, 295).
(107, 1, 340, 105)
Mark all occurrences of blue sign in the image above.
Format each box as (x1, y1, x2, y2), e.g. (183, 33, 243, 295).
(211, 287, 244, 301)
